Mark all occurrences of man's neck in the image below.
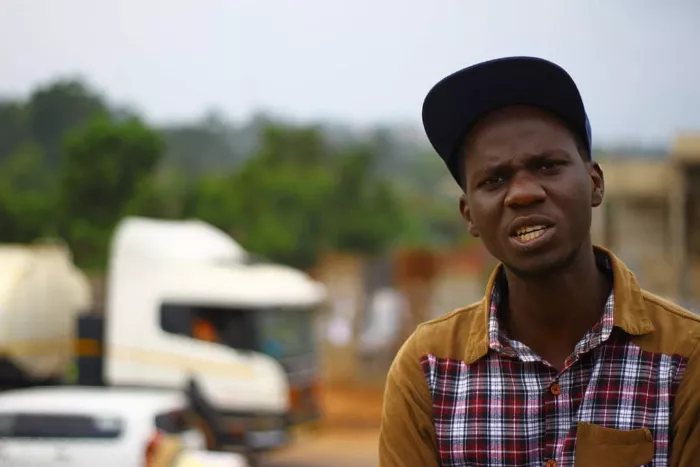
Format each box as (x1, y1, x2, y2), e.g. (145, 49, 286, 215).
(501, 244, 612, 368)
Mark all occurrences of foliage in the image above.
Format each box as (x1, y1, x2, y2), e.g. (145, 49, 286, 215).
(326, 146, 405, 255)
(0, 101, 30, 161)
(124, 168, 196, 220)
(0, 76, 465, 272)
(27, 79, 109, 167)
(189, 125, 406, 269)
(59, 115, 164, 268)
(394, 151, 471, 248)
(0, 144, 57, 242)
(160, 110, 241, 174)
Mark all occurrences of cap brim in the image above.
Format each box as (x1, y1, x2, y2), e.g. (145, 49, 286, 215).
(422, 56, 590, 186)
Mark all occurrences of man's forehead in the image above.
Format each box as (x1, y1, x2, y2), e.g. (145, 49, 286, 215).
(462, 109, 579, 162)
(467, 106, 574, 142)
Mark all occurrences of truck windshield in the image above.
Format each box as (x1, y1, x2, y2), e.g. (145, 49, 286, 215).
(257, 309, 314, 359)
(160, 303, 315, 358)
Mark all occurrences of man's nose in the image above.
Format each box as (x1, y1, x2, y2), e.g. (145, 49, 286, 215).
(504, 172, 546, 208)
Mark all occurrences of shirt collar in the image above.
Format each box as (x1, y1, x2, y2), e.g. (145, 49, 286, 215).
(462, 246, 654, 365)
(483, 248, 649, 363)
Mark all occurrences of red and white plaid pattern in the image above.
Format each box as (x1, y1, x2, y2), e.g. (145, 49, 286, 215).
(420, 264, 689, 466)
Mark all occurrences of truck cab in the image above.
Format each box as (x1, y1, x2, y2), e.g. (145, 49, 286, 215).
(101, 217, 326, 451)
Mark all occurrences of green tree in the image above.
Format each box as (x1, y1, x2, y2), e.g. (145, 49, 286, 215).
(125, 167, 196, 220)
(0, 144, 57, 242)
(189, 124, 408, 269)
(393, 150, 469, 248)
(161, 110, 241, 174)
(326, 146, 406, 255)
(0, 100, 30, 163)
(60, 115, 164, 268)
(255, 124, 327, 166)
(28, 78, 108, 167)
(189, 125, 335, 269)
(229, 158, 334, 269)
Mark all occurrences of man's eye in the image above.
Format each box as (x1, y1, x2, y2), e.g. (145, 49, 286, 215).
(539, 161, 561, 172)
(483, 176, 505, 186)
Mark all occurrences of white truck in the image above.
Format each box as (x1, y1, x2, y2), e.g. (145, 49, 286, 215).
(0, 217, 327, 456)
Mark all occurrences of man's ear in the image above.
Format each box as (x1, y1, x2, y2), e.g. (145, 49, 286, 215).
(589, 161, 605, 207)
(459, 193, 480, 238)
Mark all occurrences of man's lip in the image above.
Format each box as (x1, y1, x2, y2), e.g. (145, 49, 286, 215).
(508, 225, 556, 250)
(508, 215, 556, 236)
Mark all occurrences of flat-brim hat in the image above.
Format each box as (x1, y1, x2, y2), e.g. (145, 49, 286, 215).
(421, 56, 592, 187)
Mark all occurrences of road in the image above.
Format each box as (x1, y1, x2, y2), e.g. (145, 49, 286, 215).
(260, 428, 379, 467)
(259, 386, 382, 466)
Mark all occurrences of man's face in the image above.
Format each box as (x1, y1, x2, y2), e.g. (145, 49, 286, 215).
(459, 106, 604, 278)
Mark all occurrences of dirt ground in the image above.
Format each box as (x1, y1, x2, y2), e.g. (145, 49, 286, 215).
(261, 428, 379, 467)
(260, 386, 383, 467)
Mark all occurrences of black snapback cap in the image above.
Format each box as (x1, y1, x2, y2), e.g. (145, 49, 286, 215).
(421, 56, 592, 187)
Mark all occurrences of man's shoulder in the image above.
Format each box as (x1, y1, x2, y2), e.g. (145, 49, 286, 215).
(642, 289, 700, 323)
(418, 300, 486, 331)
(400, 299, 489, 363)
(636, 289, 700, 358)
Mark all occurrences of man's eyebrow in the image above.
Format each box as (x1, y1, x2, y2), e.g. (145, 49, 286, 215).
(469, 151, 566, 180)
(527, 149, 570, 159)
(524, 153, 554, 163)
(469, 162, 510, 181)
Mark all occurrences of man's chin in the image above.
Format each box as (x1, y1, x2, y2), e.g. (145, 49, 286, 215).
(503, 249, 580, 280)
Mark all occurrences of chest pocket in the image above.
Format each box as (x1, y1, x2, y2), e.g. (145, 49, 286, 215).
(574, 422, 654, 467)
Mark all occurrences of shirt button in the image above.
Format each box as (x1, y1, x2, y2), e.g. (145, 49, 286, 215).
(546, 460, 557, 467)
(550, 383, 562, 395)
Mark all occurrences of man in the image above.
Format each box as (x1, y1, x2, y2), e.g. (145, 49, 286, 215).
(379, 56, 700, 466)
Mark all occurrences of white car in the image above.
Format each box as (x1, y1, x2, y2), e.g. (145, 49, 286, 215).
(0, 386, 208, 467)
(174, 449, 250, 467)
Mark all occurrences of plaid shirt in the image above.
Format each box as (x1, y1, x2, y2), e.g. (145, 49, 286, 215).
(420, 255, 689, 466)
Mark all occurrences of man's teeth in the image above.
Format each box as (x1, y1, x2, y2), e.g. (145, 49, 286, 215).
(514, 225, 547, 242)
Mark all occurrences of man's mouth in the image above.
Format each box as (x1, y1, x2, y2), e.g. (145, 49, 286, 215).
(512, 225, 549, 244)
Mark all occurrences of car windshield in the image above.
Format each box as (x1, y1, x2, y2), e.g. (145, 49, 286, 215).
(0, 413, 123, 439)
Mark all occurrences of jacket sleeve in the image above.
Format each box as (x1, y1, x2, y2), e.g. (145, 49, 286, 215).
(378, 328, 440, 467)
(670, 335, 700, 467)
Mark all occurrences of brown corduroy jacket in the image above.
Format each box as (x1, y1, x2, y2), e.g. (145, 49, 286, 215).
(379, 247, 700, 467)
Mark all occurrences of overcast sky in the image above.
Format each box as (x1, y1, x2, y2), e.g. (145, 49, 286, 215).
(1, 1, 698, 148)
